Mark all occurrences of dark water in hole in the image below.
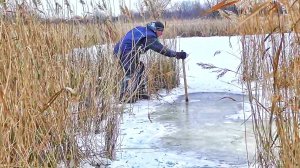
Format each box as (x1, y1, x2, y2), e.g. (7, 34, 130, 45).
(153, 92, 255, 166)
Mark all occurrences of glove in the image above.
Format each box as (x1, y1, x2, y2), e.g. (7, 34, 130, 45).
(175, 51, 187, 59)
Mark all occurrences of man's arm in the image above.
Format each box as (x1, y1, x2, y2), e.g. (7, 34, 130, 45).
(145, 38, 176, 57)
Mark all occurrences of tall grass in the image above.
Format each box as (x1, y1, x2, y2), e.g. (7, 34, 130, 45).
(236, 0, 300, 167)
(163, 18, 235, 37)
(0, 5, 124, 166)
(203, 0, 300, 166)
(0, 0, 182, 167)
(1, 20, 75, 167)
(114, 18, 236, 38)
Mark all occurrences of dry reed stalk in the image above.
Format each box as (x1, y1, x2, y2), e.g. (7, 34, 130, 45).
(0, 0, 211, 166)
(205, 0, 300, 167)
(161, 18, 235, 37)
(146, 53, 179, 95)
(0, 1, 125, 166)
(237, 0, 300, 167)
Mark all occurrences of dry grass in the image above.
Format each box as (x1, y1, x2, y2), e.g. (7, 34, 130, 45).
(0, 15, 124, 166)
(0, 1, 182, 167)
(113, 18, 236, 38)
(200, 0, 300, 167)
(163, 18, 235, 37)
(236, 0, 300, 167)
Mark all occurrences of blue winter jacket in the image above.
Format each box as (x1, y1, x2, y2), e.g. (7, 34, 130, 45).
(113, 26, 176, 59)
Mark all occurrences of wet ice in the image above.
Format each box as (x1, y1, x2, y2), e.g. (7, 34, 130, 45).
(153, 92, 255, 167)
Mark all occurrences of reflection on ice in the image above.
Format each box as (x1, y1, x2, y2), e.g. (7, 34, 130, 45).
(153, 92, 255, 167)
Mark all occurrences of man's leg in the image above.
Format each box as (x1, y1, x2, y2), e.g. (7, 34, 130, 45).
(135, 62, 150, 100)
(119, 54, 139, 103)
(119, 75, 130, 101)
(120, 62, 149, 102)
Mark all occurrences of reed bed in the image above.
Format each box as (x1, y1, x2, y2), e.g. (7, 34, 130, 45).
(235, 0, 300, 167)
(0, 14, 124, 166)
(0, 1, 181, 167)
(203, 0, 300, 166)
(163, 18, 235, 37)
(113, 18, 236, 38)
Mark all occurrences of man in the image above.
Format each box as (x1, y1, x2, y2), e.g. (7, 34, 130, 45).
(113, 21, 187, 103)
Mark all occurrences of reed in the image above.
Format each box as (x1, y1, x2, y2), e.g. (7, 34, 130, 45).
(163, 18, 235, 37)
(0, 3, 123, 167)
(237, 0, 300, 167)
(0, 0, 182, 166)
(201, 0, 300, 166)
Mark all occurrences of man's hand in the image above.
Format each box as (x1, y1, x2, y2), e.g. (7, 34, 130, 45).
(175, 51, 187, 59)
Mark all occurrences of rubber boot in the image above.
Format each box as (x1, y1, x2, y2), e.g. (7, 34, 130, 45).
(137, 85, 150, 100)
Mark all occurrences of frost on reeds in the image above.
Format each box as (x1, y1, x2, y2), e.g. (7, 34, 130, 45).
(0, 0, 180, 167)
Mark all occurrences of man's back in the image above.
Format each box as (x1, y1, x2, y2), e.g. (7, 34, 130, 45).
(113, 26, 157, 56)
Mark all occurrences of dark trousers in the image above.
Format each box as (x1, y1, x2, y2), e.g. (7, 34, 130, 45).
(118, 53, 146, 100)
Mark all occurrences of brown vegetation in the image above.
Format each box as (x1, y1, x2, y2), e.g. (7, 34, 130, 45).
(216, 0, 300, 167)
(0, 14, 123, 166)
(199, 0, 300, 167)
(0, 1, 180, 167)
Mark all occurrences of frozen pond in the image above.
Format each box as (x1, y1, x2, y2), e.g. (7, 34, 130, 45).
(152, 92, 255, 167)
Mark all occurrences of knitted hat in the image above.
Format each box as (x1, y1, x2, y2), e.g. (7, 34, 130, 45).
(146, 21, 164, 32)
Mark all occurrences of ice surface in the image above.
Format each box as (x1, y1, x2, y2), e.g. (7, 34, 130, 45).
(153, 92, 255, 167)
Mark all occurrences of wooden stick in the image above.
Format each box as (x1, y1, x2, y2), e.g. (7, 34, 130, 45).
(182, 59, 189, 102)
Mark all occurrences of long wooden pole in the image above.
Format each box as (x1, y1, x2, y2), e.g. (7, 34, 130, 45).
(178, 37, 188, 102)
(182, 59, 189, 102)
